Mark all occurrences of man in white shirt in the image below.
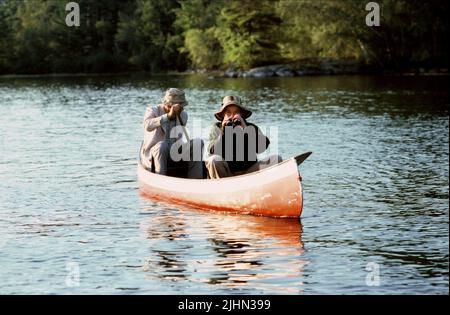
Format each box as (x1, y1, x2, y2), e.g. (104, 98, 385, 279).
(140, 88, 203, 178)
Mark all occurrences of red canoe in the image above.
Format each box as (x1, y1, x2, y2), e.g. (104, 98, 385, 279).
(138, 152, 311, 218)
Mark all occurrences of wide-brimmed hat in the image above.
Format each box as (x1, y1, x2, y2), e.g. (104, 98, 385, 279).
(163, 88, 189, 106)
(214, 95, 252, 121)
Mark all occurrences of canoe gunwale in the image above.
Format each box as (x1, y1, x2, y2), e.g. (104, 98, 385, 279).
(138, 153, 308, 182)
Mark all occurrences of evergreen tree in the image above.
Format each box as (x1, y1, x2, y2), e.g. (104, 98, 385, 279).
(116, 0, 185, 72)
(175, 0, 224, 70)
(215, 0, 283, 69)
(0, 0, 447, 74)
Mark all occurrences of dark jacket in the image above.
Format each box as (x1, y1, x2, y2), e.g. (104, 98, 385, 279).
(208, 122, 270, 172)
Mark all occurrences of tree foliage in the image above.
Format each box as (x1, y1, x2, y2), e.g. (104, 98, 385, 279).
(116, 0, 184, 72)
(0, 0, 447, 74)
(215, 0, 282, 69)
(182, 28, 222, 69)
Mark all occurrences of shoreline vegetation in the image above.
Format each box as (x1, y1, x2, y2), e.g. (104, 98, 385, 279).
(0, 60, 449, 79)
(1, 58, 448, 80)
(1, 1, 448, 77)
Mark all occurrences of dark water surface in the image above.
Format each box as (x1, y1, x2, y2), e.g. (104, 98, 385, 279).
(0, 74, 448, 294)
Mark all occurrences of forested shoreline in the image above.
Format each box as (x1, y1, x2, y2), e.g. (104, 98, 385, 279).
(0, 0, 448, 75)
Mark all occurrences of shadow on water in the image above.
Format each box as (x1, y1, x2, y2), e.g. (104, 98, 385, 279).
(139, 201, 306, 293)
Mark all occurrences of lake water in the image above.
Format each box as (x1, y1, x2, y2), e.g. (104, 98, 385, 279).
(0, 74, 448, 294)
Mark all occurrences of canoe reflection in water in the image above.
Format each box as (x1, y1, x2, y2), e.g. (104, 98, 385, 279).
(139, 203, 307, 293)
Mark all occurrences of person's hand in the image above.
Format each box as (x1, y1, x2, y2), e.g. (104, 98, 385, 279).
(221, 118, 233, 130)
(232, 114, 247, 128)
(167, 104, 183, 120)
(167, 106, 176, 120)
(173, 104, 183, 115)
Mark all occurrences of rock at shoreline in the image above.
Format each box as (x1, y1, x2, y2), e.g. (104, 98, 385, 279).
(238, 64, 296, 78)
(243, 65, 276, 78)
(223, 58, 361, 78)
(224, 68, 239, 78)
(275, 68, 295, 77)
(220, 58, 447, 78)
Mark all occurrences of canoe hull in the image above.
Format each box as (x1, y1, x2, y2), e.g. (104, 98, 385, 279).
(138, 157, 303, 218)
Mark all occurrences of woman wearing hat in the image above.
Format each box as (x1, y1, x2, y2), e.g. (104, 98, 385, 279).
(206, 96, 282, 178)
(140, 88, 204, 178)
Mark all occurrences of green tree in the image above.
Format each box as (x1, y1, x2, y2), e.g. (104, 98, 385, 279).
(174, 0, 223, 30)
(183, 28, 222, 69)
(0, 0, 20, 73)
(215, 0, 282, 69)
(11, 0, 57, 73)
(174, 0, 224, 70)
(116, 0, 185, 72)
(80, 0, 132, 72)
(0, 0, 447, 74)
(3, 0, 132, 74)
(277, 0, 449, 70)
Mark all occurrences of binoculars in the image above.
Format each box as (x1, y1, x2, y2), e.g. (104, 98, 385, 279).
(224, 119, 242, 127)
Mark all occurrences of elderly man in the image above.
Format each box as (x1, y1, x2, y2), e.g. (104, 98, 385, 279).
(205, 95, 282, 179)
(140, 88, 204, 178)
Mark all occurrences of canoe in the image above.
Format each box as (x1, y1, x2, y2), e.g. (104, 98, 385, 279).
(138, 152, 311, 218)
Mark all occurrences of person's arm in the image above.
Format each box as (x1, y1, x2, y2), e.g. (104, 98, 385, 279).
(143, 106, 169, 132)
(208, 123, 223, 155)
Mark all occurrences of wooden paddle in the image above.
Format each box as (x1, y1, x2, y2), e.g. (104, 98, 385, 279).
(176, 113, 191, 142)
